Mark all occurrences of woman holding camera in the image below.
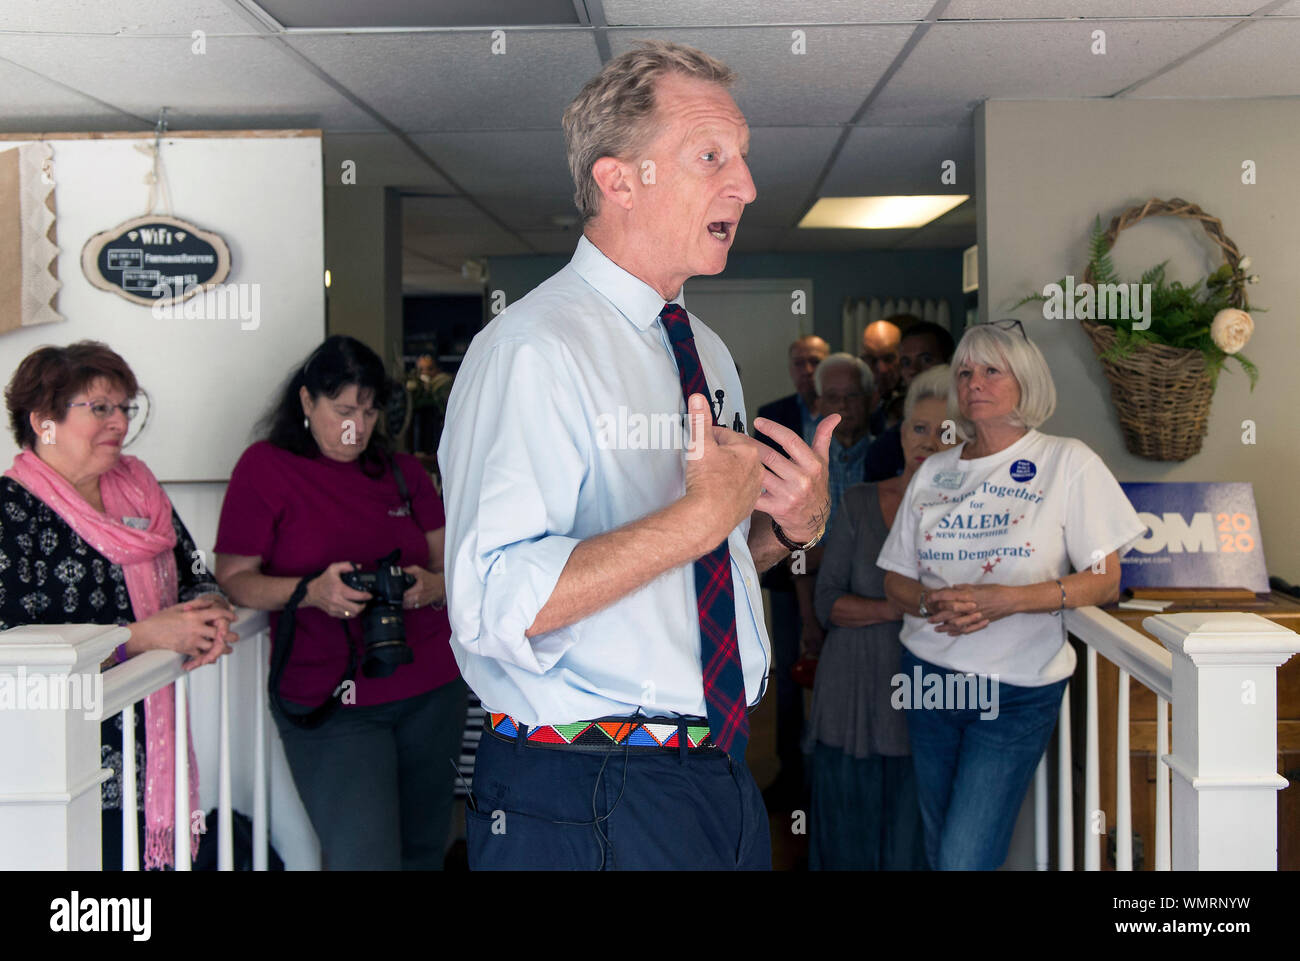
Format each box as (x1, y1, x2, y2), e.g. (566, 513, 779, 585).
(214, 335, 466, 870)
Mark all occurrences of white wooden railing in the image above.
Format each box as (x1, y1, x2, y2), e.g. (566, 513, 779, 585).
(0, 608, 273, 870)
(1036, 606, 1299, 871)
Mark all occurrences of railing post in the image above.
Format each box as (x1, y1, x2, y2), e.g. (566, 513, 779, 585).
(0, 623, 129, 869)
(1145, 612, 1300, 871)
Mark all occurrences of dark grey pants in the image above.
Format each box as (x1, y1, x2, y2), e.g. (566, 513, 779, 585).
(272, 677, 468, 870)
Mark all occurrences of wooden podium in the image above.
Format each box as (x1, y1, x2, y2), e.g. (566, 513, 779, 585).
(1070, 589, 1300, 870)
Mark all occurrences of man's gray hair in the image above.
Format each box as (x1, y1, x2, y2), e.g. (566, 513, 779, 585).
(813, 352, 874, 397)
(562, 41, 736, 223)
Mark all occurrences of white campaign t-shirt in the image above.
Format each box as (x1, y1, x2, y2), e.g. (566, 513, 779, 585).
(877, 429, 1146, 687)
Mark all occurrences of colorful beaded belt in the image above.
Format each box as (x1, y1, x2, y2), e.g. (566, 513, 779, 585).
(486, 712, 716, 752)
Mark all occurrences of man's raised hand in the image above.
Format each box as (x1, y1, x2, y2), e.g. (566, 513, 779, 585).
(751, 413, 840, 544)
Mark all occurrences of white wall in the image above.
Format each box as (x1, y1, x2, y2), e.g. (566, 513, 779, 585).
(978, 97, 1300, 872)
(0, 132, 326, 481)
(978, 99, 1298, 585)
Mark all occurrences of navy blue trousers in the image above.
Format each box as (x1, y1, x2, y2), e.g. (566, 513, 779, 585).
(467, 728, 772, 870)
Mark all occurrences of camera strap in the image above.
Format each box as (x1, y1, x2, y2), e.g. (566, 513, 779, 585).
(391, 455, 414, 520)
(270, 570, 361, 730)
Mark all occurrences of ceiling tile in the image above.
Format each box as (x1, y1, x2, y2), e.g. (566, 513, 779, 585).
(821, 125, 975, 195)
(410, 129, 569, 195)
(1128, 18, 1300, 96)
(603, 0, 936, 26)
(287, 30, 602, 130)
(262, 0, 579, 29)
(403, 195, 531, 258)
(745, 126, 842, 227)
(943, 0, 1262, 18)
(0, 34, 381, 130)
(607, 25, 916, 126)
(323, 132, 452, 189)
(0, 57, 145, 131)
(863, 18, 1235, 124)
(0, 0, 253, 35)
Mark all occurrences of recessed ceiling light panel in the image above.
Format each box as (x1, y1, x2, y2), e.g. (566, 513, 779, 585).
(799, 195, 969, 229)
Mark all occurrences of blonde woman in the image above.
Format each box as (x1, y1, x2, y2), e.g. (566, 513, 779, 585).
(877, 321, 1144, 870)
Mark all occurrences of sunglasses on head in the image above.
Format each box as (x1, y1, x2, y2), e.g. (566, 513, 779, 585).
(978, 318, 1028, 340)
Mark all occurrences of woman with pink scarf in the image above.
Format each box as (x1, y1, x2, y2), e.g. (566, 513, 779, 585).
(1, 340, 238, 869)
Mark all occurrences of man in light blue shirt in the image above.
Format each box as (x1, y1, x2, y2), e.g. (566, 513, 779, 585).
(439, 42, 835, 871)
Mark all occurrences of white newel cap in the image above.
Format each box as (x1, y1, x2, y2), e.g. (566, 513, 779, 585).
(1144, 611, 1300, 663)
(0, 623, 130, 673)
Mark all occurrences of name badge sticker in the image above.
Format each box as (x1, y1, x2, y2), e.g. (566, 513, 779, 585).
(933, 470, 965, 490)
(1010, 459, 1037, 483)
(121, 516, 150, 530)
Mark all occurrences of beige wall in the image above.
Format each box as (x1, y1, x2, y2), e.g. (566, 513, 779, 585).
(978, 99, 1299, 584)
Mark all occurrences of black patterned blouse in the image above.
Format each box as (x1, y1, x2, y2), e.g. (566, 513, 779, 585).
(0, 476, 222, 818)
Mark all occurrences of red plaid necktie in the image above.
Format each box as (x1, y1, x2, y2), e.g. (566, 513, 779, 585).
(659, 303, 748, 760)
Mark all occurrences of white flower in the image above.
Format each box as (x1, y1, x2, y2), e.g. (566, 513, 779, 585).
(1248, 274, 1261, 284)
(1210, 308, 1254, 354)
(1238, 256, 1252, 271)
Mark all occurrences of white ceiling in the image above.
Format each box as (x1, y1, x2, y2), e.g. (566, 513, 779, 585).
(1, 0, 1297, 293)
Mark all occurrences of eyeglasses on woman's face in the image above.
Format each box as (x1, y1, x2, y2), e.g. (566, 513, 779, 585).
(66, 400, 140, 421)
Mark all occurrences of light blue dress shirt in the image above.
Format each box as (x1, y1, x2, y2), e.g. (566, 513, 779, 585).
(438, 235, 771, 726)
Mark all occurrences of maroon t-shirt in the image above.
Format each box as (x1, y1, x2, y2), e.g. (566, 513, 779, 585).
(215, 441, 458, 706)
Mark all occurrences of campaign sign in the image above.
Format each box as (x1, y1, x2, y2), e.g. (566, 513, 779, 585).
(1119, 482, 1268, 593)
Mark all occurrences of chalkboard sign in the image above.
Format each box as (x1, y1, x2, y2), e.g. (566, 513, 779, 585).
(1119, 481, 1269, 593)
(80, 213, 230, 306)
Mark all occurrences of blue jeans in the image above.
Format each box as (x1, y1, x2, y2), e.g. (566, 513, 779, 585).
(809, 743, 926, 871)
(900, 648, 1066, 870)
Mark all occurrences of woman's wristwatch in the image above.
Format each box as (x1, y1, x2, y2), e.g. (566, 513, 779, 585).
(918, 590, 930, 617)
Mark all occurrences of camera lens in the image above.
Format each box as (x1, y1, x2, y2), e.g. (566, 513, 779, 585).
(360, 608, 414, 678)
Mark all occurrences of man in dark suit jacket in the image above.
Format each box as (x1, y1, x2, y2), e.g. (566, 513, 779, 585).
(754, 334, 828, 809)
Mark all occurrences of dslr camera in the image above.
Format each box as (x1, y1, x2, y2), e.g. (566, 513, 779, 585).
(340, 549, 416, 678)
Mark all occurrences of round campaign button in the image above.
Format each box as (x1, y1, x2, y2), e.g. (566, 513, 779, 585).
(1009, 459, 1037, 483)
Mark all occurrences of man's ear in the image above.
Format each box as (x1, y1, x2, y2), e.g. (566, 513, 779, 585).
(591, 156, 636, 213)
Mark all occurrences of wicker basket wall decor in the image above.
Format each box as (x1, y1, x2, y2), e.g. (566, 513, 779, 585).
(1079, 198, 1248, 461)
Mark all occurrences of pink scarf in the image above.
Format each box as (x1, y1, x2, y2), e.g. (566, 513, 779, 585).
(6, 448, 201, 869)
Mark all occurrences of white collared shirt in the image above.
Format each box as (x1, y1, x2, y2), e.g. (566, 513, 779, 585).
(438, 235, 769, 725)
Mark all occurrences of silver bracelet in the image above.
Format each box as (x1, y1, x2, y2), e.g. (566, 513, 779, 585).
(1055, 578, 1067, 613)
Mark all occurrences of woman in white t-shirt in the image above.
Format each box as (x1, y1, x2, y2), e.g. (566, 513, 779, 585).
(876, 320, 1144, 870)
